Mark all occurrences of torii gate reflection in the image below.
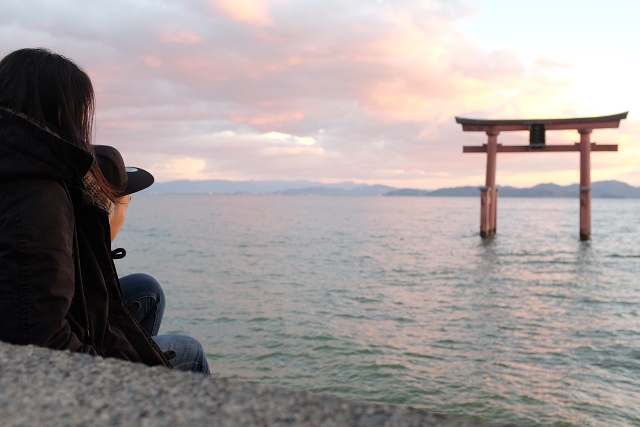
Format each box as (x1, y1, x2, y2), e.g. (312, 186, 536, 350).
(456, 112, 627, 240)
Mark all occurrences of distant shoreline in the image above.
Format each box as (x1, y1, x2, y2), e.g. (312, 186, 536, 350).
(145, 179, 640, 199)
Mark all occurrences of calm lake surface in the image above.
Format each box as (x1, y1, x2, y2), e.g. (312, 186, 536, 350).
(114, 195, 640, 427)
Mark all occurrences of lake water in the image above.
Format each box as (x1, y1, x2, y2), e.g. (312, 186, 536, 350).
(114, 195, 640, 427)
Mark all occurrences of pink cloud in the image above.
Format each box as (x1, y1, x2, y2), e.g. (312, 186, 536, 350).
(162, 32, 202, 44)
(143, 56, 163, 68)
(1, 0, 636, 186)
(229, 109, 306, 127)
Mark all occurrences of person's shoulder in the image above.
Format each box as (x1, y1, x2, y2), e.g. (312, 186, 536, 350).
(0, 178, 75, 255)
(2, 178, 72, 217)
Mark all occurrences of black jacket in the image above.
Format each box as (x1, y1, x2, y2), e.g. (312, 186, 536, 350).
(0, 108, 171, 367)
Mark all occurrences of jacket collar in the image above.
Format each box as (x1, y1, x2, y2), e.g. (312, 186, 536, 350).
(0, 107, 94, 181)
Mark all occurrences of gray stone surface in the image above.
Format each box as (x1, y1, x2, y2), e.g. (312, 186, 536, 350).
(0, 342, 518, 427)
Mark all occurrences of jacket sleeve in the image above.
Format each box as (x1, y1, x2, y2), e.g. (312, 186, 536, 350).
(0, 178, 97, 355)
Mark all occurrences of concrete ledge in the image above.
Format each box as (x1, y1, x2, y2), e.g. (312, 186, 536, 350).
(0, 342, 517, 427)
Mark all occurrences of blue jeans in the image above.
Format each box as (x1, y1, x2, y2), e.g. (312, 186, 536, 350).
(119, 273, 210, 374)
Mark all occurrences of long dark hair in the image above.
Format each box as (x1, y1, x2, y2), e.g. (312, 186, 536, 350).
(0, 48, 117, 202)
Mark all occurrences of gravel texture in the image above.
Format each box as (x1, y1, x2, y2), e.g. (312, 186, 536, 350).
(0, 342, 518, 427)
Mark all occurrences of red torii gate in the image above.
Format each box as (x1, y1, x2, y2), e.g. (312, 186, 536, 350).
(456, 112, 628, 240)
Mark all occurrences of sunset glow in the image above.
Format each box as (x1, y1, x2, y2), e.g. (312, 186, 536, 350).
(212, 0, 272, 25)
(1, 0, 639, 186)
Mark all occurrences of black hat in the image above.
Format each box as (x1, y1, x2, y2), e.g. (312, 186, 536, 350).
(94, 145, 154, 195)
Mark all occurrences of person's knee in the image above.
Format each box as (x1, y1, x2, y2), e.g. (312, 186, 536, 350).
(172, 334, 206, 357)
(153, 334, 209, 374)
(123, 273, 165, 302)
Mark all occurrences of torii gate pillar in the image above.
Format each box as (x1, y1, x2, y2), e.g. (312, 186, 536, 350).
(480, 129, 498, 237)
(579, 129, 592, 240)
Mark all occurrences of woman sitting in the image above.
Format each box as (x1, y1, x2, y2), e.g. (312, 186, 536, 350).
(0, 48, 208, 374)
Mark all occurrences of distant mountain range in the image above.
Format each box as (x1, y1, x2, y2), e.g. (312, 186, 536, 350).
(146, 179, 640, 198)
(384, 181, 640, 198)
(148, 180, 396, 196)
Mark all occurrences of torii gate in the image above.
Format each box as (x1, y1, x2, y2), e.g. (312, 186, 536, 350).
(456, 112, 627, 240)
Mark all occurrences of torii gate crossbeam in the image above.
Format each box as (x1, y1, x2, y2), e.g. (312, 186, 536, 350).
(456, 112, 628, 240)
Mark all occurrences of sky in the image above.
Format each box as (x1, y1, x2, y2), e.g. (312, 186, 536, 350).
(2, 0, 640, 188)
